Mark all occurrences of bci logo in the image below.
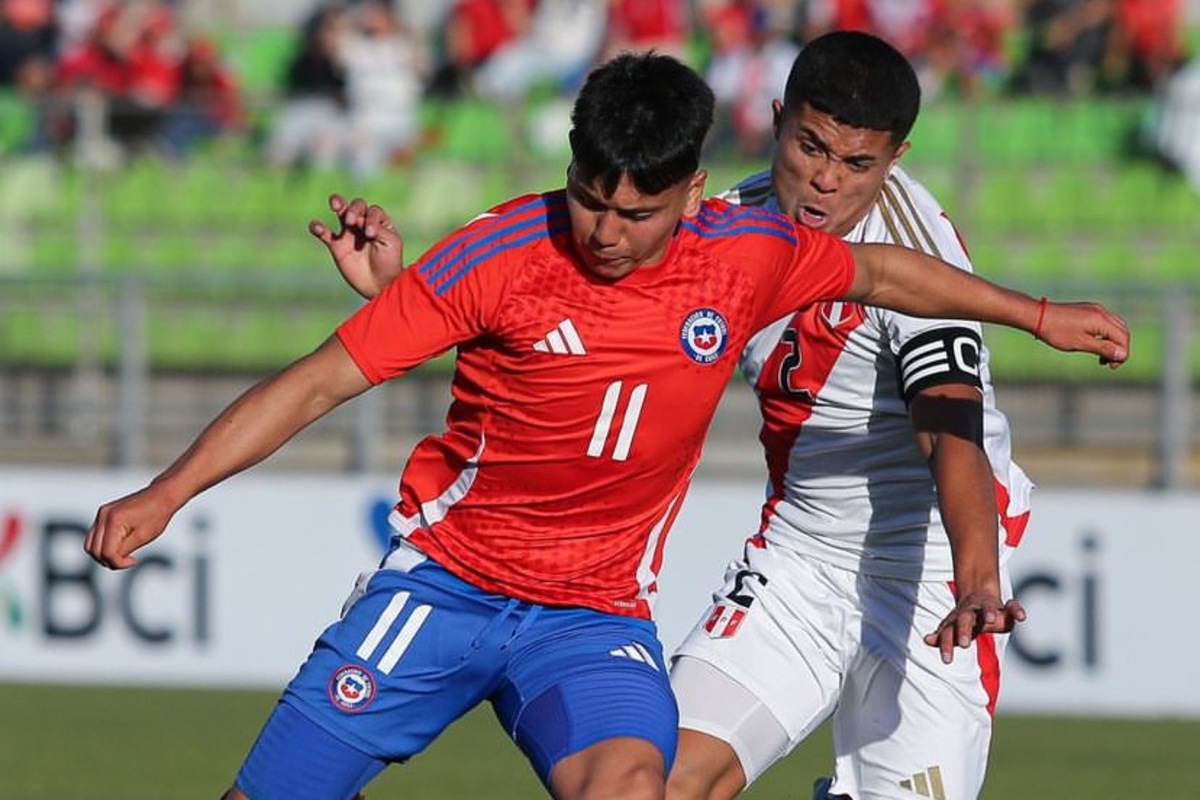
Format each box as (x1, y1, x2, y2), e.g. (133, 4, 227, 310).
(0, 507, 211, 645)
(1009, 534, 1103, 671)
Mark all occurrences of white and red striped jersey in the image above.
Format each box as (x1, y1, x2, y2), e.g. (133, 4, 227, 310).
(723, 167, 1033, 581)
(337, 191, 856, 618)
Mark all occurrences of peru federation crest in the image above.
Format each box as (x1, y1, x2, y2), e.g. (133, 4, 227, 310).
(680, 308, 729, 364)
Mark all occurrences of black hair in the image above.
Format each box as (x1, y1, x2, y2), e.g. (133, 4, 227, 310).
(783, 31, 921, 145)
(568, 52, 715, 197)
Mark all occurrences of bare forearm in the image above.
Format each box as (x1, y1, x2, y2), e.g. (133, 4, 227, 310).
(931, 435, 1001, 596)
(848, 243, 1039, 331)
(911, 387, 1000, 597)
(848, 243, 1129, 365)
(152, 337, 369, 508)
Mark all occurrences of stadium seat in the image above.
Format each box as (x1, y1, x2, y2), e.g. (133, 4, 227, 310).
(1021, 239, 1076, 279)
(0, 305, 85, 366)
(218, 27, 295, 98)
(0, 89, 36, 156)
(1088, 238, 1142, 281)
(975, 171, 1037, 231)
(1154, 240, 1199, 281)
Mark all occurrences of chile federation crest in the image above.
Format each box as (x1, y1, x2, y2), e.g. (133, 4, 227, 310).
(680, 308, 729, 364)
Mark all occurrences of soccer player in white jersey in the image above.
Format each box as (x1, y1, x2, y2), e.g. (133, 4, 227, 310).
(665, 31, 1033, 800)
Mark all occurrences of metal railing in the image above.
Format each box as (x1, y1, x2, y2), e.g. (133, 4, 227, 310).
(1, 273, 1196, 488)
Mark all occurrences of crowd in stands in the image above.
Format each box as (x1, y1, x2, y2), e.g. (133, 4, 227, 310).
(0, 0, 1192, 170)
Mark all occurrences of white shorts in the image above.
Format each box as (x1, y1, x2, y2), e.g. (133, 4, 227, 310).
(670, 541, 1010, 799)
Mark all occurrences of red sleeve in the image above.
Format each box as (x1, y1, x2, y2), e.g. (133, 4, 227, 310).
(761, 225, 856, 322)
(336, 224, 506, 384)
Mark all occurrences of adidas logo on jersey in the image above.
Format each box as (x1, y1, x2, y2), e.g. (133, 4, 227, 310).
(609, 643, 660, 670)
(533, 319, 587, 355)
(899, 766, 946, 799)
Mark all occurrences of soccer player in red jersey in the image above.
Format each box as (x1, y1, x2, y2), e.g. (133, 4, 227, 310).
(86, 52, 1128, 800)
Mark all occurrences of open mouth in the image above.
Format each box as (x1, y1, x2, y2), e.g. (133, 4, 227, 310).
(797, 206, 828, 228)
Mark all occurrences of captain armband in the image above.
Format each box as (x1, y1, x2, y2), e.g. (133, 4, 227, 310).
(896, 327, 983, 404)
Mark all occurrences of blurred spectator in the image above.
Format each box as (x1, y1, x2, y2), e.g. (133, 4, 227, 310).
(794, 0, 869, 42)
(704, 1, 799, 158)
(341, 0, 429, 175)
(860, 0, 941, 57)
(793, 0, 934, 47)
(1008, 0, 1116, 96)
(473, 0, 608, 102)
(920, 0, 1016, 99)
(265, 2, 350, 170)
(161, 35, 246, 160)
(1146, 56, 1200, 191)
(0, 0, 57, 92)
(602, 0, 691, 62)
(44, 0, 181, 161)
(55, 0, 106, 51)
(394, 0, 456, 40)
(424, 0, 532, 99)
(1103, 0, 1187, 92)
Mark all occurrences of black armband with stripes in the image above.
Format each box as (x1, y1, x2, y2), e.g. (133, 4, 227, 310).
(896, 328, 983, 404)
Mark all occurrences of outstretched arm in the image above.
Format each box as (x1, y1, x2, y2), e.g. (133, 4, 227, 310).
(309, 194, 406, 300)
(84, 336, 372, 570)
(909, 385, 1025, 663)
(845, 242, 1130, 368)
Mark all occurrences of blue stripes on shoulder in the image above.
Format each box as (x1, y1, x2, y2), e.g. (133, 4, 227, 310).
(417, 194, 569, 296)
(681, 202, 797, 245)
(733, 174, 774, 207)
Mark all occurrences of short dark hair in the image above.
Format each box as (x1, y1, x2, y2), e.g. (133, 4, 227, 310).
(783, 31, 921, 145)
(569, 52, 715, 197)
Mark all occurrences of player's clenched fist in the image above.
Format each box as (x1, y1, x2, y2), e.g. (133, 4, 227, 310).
(84, 485, 180, 570)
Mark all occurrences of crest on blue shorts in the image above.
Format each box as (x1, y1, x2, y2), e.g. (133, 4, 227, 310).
(328, 664, 376, 713)
(680, 308, 728, 364)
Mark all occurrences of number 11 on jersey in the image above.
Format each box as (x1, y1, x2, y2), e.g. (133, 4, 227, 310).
(588, 381, 648, 461)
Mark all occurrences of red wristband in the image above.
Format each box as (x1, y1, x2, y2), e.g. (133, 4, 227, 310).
(1032, 296, 1048, 340)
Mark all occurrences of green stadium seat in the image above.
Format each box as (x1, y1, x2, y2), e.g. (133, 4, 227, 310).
(909, 101, 965, 163)
(422, 99, 516, 163)
(1021, 239, 1075, 278)
(101, 162, 172, 229)
(31, 235, 79, 273)
(101, 237, 144, 273)
(0, 89, 36, 155)
(975, 171, 1041, 231)
(146, 307, 226, 368)
(219, 27, 295, 97)
(1153, 241, 1198, 281)
(965, 237, 1021, 281)
(1043, 170, 1106, 230)
(1088, 238, 1141, 280)
(0, 306, 84, 366)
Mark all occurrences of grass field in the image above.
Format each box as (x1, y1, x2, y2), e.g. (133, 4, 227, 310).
(2, 683, 1198, 799)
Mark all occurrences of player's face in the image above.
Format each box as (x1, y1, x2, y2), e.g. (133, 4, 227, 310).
(565, 164, 706, 281)
(770, 101, 909, 237)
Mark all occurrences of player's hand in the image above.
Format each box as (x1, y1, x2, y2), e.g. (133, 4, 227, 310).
(1035, 300, 1130, 369)
(84, 485, 180, 570)
(924, 591, 1026, 665)
(309, 193, 406, 301)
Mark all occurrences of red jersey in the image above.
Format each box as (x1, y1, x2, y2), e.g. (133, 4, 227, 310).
(337, 191, 854, 618)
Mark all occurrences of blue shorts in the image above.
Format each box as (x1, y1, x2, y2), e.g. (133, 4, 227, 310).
(235, 559, 677, 799)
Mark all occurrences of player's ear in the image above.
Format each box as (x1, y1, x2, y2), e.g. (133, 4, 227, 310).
(771, 99, 785, 139)
(683, 170, 707, 216)
(889, 141, 911, 173)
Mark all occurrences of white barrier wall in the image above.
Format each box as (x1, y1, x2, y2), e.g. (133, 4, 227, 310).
(0, 468, 1196, 716)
